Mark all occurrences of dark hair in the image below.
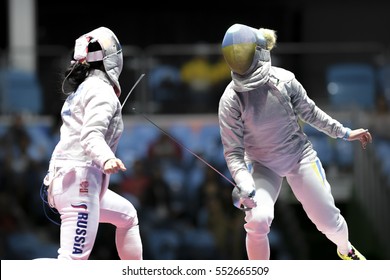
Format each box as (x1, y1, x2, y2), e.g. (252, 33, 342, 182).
(62, 41, 104, 93)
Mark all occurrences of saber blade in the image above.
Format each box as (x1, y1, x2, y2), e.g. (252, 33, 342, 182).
(121, 73, 145, 109)
(131, 107, 237, 189)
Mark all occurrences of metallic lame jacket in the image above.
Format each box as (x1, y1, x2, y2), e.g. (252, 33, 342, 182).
(218, 50, 349, 179)
(50, 69, 123, 170)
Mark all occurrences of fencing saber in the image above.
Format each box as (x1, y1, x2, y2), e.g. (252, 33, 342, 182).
(132, 107, 252, 211)
(131, 107, 238, 187)
(122, 74, 236, 187)
(122, 73, 251, 211)
(125, 74, 233, 183)
(121, 73, 145, 109)
(132, 108, 252, 211)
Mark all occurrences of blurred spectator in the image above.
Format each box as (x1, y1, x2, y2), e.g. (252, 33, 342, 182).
(47, 113, 62, 154)
(117, 159, 151, 209)
(0, 114, 47, 223)
(180, 45, 230, 113)
(146, 131, 186, 216)
(147, 132, 183, 169)
(141, 151, 220, 259)
(148, 64, 185, 114)
(142, 166, 175, 223)
(0, 192, 58, 259)
(196, 168, 246, 259)
(139, 165, 183, 259)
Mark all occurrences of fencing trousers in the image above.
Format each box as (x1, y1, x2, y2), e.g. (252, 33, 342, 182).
(245, 156, 349, 260)
(48, 166, 143, 260)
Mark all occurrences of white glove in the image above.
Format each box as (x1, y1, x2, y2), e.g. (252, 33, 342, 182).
(232, 171, 257, 210)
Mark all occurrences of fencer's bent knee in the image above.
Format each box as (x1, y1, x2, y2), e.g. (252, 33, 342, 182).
(117, 207, 139, 229)
(244, 208, 273, 234)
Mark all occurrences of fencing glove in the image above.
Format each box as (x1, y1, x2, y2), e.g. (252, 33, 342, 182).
(232, 170, 257, 211)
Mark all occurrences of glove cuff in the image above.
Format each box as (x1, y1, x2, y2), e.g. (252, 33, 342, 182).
(235, 170, 253, 183)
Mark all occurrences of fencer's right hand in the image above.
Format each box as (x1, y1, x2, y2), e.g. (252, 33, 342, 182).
(103, 158, 127, 174)
(232, 185, 257, 210)
(344, 128, 372, 149)
(232, 171, 257, 210)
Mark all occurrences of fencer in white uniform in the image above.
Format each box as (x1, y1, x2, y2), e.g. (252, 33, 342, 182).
(43, 27, 143, 260)
(218, 23, 372, 260)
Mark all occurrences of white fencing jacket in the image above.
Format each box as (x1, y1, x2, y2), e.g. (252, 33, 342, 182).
(47, 69, 123, 176)
(218, 50, 349, 182)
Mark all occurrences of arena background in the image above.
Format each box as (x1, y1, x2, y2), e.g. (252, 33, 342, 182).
(0, 0, 390, 260)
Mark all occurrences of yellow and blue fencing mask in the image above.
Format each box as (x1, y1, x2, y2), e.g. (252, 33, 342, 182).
(221, 24, 266, 75)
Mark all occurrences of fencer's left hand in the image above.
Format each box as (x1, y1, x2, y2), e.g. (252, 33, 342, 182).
(103, 158, 127, 174)
(346, 128, 373, 149)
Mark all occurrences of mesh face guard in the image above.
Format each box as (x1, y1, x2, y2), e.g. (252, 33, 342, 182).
(74, 27, 123, 96)
(221, 24, 266, 75)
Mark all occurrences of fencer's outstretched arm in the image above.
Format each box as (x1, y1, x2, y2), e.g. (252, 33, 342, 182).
(344, 128, 372, 149)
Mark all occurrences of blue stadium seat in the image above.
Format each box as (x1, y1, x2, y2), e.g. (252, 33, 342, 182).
(199, 124, 226, 168)
(167, 123, 199, 165)
(116, 123, 160, 165)
(303, 124, 335, 167)
(26, 122, 53, 161)
(326, 63, 376, 110)
(333, 139, 354, 169)
(333, 120, 354, 169)
(168, 123, 196, 149)
(148, 64, 181, 103)
(0, 69, 43, 115)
